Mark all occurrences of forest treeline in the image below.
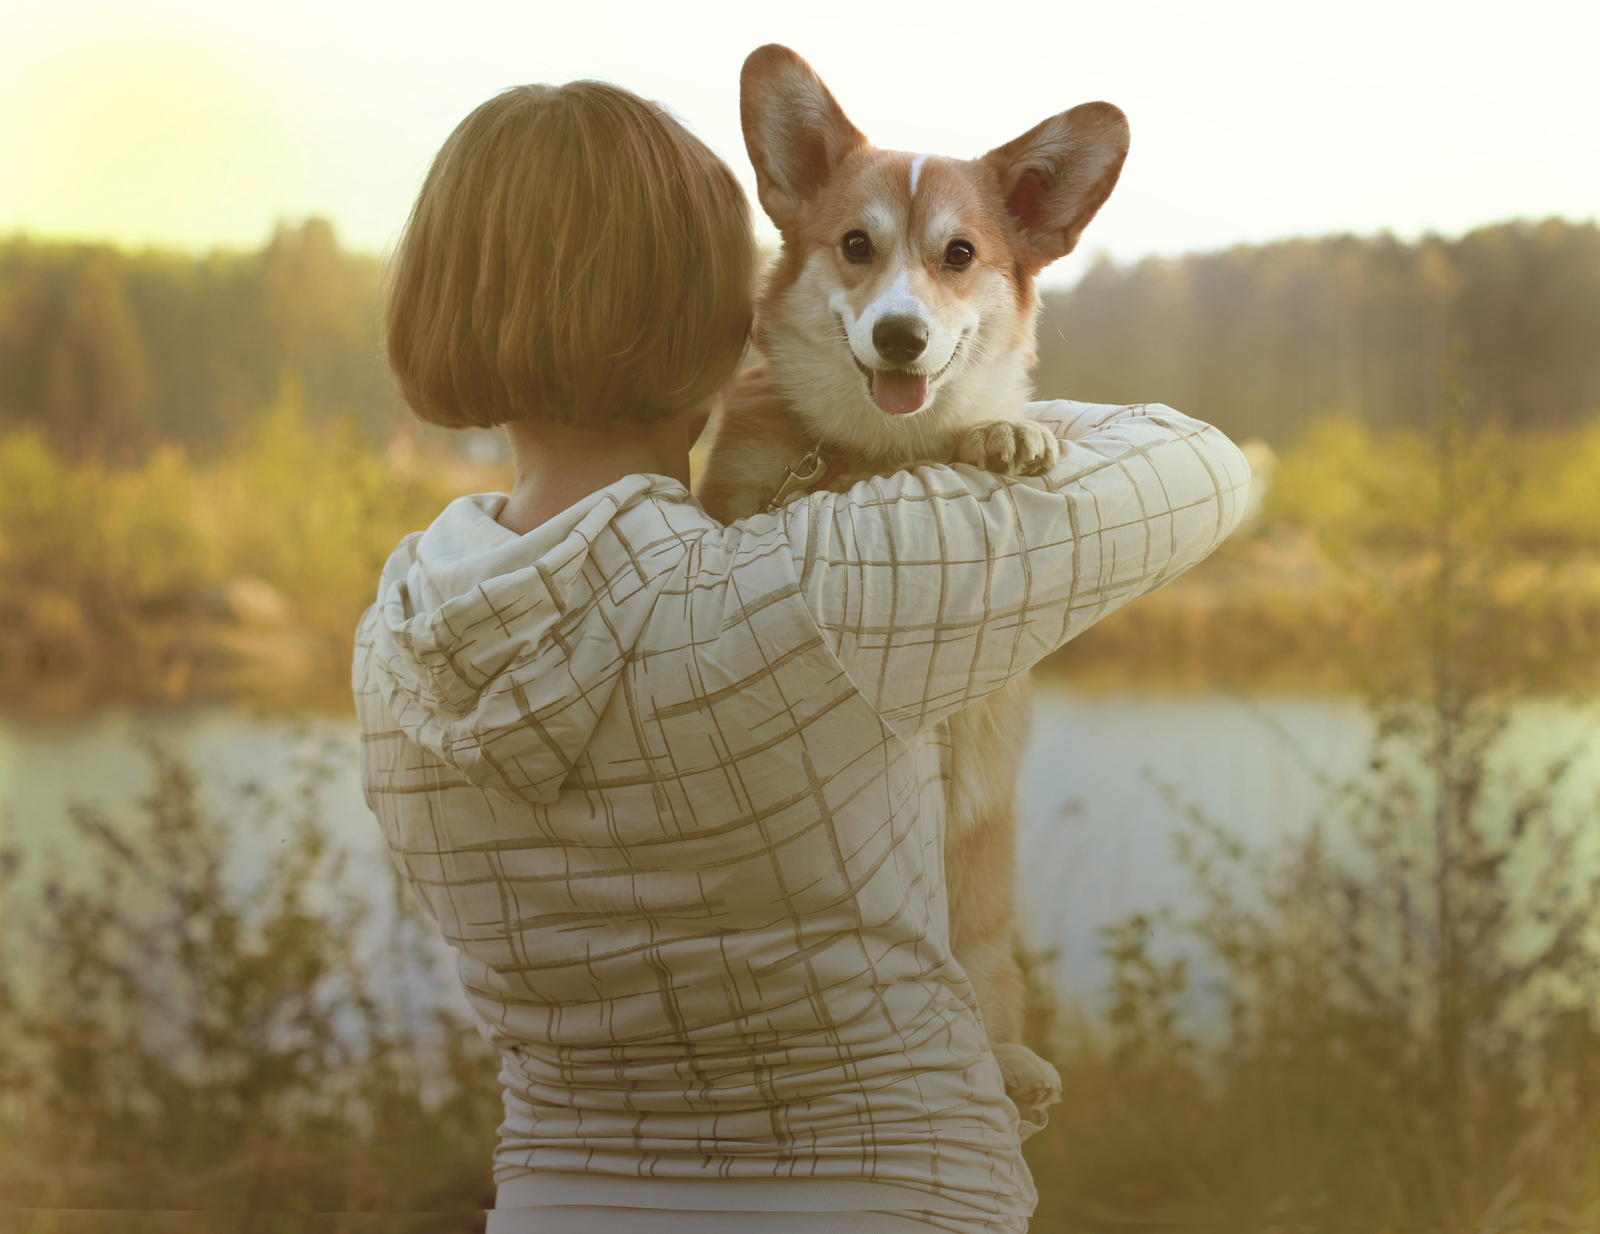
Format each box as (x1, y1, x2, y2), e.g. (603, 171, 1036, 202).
(2, 215, 1598, 457)
(0, 218, 403, 459)
(1036, 216, 1600, 442)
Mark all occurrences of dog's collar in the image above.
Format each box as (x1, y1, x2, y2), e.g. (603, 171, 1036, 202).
(759, 445, 852, 514)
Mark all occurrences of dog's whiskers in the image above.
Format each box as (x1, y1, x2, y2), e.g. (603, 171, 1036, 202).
(962, 337, 1005, 364)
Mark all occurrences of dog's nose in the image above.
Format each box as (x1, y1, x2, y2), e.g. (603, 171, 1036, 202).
(872, 316, 928, 365)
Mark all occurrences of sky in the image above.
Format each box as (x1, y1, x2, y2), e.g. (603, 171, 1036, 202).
(2, 0, 1596, 286)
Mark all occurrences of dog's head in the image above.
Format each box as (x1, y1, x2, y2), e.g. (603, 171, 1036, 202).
(742, 43, 1128, 458)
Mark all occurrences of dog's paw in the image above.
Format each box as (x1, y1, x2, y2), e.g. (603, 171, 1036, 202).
(992, 1042, 1063, 1134)
(955, 420, 1058, 477)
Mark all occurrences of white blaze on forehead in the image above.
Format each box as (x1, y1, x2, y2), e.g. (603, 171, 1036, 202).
(909, 154, 928, 198)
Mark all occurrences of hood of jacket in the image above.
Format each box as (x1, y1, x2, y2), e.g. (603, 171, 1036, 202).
(354, 475, 696, 803)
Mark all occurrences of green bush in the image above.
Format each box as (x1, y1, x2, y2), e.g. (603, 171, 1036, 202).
(0, 388, 503, 711)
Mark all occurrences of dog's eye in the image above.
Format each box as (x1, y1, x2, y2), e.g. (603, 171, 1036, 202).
(841, 230, 873, 263)
(945, 240, 975, 268)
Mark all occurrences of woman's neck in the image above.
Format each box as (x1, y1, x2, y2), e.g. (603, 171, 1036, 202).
(495, 413, 701, 536)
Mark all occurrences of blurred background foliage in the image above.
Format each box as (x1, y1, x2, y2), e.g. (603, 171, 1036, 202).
(4, 216, 1598, 461)
(3, 216, 1600, 710)
(0, 388, 503, 714)
(1036, 216, 1600, 443)
(0, 218, 399, 459)
(0, 735, 501, 1227)
(1025, 389, 1600, 1227)
(4, 215, 1600, 1229)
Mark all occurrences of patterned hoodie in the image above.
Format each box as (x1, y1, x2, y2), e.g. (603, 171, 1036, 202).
(353, 400, 1250, 1233)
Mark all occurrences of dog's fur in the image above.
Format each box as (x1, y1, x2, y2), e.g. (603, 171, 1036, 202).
(697, 44, 1128, 1125)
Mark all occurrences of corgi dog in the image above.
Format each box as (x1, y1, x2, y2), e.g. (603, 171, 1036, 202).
(697, 44, 1128, 1127)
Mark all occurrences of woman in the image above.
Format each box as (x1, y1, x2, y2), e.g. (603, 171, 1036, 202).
(355, 80, 1250, 1232)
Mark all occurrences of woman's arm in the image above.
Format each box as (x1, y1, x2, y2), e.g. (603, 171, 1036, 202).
(780, 401, 1250, 738)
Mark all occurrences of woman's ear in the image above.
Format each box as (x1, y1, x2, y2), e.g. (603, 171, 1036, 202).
(983, 102, 1130, 274)
(740, 44, 868, 234)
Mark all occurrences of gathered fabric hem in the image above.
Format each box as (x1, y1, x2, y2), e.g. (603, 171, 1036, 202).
(491, 1171, 1026, 1232)
(485, 1206, 977, 1233)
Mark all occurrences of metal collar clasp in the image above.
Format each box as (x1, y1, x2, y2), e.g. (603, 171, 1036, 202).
(760, 448, 830, 514)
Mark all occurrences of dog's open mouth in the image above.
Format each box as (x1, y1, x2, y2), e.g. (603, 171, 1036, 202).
(850, 338, 962, 416)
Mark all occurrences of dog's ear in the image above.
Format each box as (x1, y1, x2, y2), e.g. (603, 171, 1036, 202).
(741, 44, 867, 233)
(983, 102, 1129, 273)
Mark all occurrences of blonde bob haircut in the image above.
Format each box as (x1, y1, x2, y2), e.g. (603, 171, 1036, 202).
(385, 81, 754, 429)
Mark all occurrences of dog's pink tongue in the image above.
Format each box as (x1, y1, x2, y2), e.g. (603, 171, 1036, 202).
(872, 370, 929, 415)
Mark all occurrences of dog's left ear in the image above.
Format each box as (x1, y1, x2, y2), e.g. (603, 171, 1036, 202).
(983, 102, 1129, 273)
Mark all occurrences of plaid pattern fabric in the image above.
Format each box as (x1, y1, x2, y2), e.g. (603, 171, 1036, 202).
(353, 401, 1249, 1231)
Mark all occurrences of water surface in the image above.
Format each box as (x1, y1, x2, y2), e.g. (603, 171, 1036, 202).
(4, 691, 1595, 1006)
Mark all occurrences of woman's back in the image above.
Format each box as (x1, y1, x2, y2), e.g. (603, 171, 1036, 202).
(355, 399, 1248, 1229)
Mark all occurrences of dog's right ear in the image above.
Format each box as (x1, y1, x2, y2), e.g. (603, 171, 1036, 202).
(741, 44, 867, 233)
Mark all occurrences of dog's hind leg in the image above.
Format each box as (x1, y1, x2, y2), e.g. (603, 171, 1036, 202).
(946, 681, 1063, 1132)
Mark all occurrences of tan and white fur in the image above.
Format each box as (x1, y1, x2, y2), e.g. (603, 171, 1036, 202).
(698, 44, 1129, 1127)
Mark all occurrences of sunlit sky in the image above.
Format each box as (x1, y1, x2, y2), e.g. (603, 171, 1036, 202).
(3, 0, 1596, 285)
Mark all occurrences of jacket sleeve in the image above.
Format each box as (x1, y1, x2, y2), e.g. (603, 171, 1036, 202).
(779, 401, 1251, 738)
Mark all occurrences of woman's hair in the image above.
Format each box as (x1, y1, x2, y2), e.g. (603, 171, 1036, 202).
(384, 81, 754, 429)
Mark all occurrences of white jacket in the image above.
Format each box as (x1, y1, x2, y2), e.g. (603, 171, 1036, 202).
(353, 401, 1250, 1233)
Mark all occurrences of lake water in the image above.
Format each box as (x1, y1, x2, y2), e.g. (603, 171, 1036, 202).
(4, 690, 1597, 1011)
